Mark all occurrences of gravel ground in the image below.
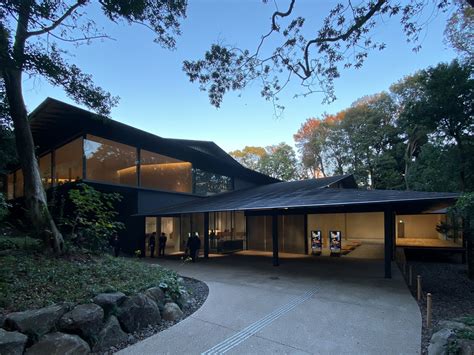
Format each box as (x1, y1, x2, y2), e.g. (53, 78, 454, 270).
(399, 260, 474, 354)
(97, 277, 209, 354)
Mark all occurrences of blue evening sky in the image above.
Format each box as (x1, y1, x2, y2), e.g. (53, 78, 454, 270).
(22, 0, 457, 152)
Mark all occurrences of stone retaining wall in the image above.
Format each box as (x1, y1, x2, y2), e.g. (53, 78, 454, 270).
(0, 284, 189, 354)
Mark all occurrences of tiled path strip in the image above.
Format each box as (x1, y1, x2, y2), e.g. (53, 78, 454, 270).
(201, 287, 318, 354)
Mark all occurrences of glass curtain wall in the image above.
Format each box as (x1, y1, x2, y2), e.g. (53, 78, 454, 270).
(247, 215, 272, 251)
(55, 137, 83, 185)
(39, 153, 52, 189)
(278, 215, 305, 254)
(145, 217, 159, 257)
(84, 135, 137, 186)
(161, 217, 181, 254)
(141, 150, 192, 193)
(6, 133, 235, 198)
(14, 169, 24, 198)
(209, 211, 246, 252)
(7, 173, 14, 200)
(193, 168, 233, 195)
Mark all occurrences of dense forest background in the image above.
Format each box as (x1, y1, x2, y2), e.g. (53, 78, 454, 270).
(230, 59, 473, 192)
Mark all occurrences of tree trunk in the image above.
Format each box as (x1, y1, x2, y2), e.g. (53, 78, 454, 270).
(3, 68, 64, 254)
(464, 218, 473, 280)
(455, 137, 466, 191)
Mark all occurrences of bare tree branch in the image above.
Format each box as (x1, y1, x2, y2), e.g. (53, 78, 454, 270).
(26, 0, 86, 39)
(299, 0, 387, 78)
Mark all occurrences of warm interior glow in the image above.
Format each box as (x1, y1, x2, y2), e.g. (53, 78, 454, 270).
(117, 162, 192, 176)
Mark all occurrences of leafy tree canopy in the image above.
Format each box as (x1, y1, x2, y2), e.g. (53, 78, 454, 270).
(183, 0, 463, 114)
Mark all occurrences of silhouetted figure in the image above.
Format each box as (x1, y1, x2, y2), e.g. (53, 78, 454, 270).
(158, 232, 167, 257)
(149, 232, 156, 258)
(187, 232, 201, 263)
(110, 234, 120, 257)
(210, 229, 216, 249)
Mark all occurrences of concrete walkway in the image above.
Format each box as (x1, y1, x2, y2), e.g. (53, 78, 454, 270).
(118, 248, 421, 354)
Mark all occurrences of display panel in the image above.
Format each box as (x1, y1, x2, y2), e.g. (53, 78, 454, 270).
(311, 230, 322, 255)
(329, 230, 342, 255)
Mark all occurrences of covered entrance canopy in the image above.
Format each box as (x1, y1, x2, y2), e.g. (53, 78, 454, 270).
(136, 175, 458, 278)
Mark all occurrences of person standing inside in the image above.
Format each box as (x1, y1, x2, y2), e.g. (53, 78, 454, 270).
(158, 232, 168, 257)
(187, 232, 201, 263)
(149, 232, 156, 258)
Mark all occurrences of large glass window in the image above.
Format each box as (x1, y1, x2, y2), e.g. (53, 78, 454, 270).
(39, 153, 52, 189)
(14, 169, 23, 198)
(84, 135, 137, 186)
(7, 173, 14, 200)
(209, 211, 246, 252)
(193, 168, 233, 196)
(55, 137, 83, 185)
(140, 150, 192, 193)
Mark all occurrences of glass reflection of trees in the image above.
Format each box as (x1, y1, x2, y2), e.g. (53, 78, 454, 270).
(84, 135, 137, 186)
(55, 137, 83, 185)
(193, 168, 233, 196)
(140, 150, 192, 193)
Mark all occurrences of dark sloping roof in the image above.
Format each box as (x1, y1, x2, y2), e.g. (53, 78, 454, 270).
(165, 138, 243, 169)
(28, 98, 278, 185)
(134, 175, 454, 216)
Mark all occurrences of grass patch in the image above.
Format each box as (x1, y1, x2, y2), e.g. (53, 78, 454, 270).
(0, 252, 181, 313)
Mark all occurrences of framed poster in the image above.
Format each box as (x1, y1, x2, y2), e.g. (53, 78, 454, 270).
(329, 230, 342, 256)
(310, 230, 322, 255)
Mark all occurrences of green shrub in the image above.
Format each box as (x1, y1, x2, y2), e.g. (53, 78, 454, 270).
(0, 193, 9, 222)
(0, 253, 182, 311)
(63, 184, 124, 253)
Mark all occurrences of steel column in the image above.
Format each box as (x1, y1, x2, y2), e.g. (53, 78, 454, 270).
(272, 214, 279, 266)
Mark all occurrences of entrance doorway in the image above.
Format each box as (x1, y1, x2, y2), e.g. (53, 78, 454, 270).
(145, 216, 182, 257)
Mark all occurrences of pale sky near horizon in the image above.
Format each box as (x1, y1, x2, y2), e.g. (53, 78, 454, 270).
(22, 0, 458, 153)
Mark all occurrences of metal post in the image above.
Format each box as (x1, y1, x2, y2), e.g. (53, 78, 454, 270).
(384, 208, 394, 278)
(272, 214, 279, 266)
(204, 212, 209, 259)
(427, 293, 432, 328)
(417, 275, 422, 301)
(409, 265, 413, 287)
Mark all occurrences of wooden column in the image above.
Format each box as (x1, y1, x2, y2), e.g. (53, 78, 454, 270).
(384, 208, 395, 278)
(272, 213, 279, 266)
(204, 212, 209, 259)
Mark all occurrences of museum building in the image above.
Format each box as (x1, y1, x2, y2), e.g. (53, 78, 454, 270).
(4, 98, 462, 278)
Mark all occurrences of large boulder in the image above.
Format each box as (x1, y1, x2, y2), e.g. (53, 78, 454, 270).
(93, 292, 126, 316)
(5, 303, 70, 341)
(144, 287, 165, 308)
(116, 294, 161, 333)
(428, 328, 455, 355)
(59, 303, 104, 345)
(0, 329, 28, 355)
(92, 316, 127, 352)
(178, 289, 192, 309)
(25, 332, 90, 355)
(162, 302, 183, 321)
(436, 320, 468, 332)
